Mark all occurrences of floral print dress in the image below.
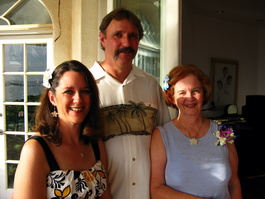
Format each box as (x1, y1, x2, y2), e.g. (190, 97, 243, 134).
(29, 136, 107, 199)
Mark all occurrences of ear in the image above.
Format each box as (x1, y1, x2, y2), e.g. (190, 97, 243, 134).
(48, 91, 57, 106)
(99, 32, 106, 49)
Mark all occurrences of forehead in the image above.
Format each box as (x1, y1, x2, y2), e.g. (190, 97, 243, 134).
(58, 71, 87, 86)
(106, 19, 139, 34)
(174, 74, 201, 88)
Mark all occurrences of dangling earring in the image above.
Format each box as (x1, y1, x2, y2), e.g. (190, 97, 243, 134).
(51, 106, 58, 118)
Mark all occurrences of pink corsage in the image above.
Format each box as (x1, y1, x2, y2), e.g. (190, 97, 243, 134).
(213, 125, 237, 146)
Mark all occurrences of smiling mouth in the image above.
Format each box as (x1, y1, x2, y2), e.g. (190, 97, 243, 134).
(185, 104, 196, 108)
(70, 107, 83, 111)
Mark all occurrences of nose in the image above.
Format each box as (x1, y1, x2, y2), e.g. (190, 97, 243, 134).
(185, 91, 193, 99)
(122, 35, 131, 47)
(73, 92, 82, 103)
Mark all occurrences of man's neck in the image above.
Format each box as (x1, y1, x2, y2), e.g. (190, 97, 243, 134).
(100, 61, 133, 83)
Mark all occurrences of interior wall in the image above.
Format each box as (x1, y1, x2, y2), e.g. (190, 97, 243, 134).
(41, 0, 105, 68)
(182, 5, 263, 116)
(41, 0, 72, 66)
(72, 0, 99, 67)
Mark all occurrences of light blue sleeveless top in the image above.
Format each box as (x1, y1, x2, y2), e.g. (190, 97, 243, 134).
(158, 120, 231, 199)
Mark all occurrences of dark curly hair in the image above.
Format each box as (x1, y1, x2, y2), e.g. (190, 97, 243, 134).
(33, 60, 103, 145)
(164, 65, 212, 109)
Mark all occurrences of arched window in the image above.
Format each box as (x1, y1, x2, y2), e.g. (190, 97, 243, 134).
(0, 0, 51, 25)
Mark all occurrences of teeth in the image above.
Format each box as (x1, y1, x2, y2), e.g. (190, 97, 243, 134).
(71, 107, 83, 111)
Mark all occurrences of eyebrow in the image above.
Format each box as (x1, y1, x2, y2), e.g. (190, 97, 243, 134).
(62, 86, 90, 89)
(193, 87, 202, 90)
(113, 30, 139, 35)
(176, 87, 202, 93)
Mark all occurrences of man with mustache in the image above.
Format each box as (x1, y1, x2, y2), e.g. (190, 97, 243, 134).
(90, 7, 170, 199)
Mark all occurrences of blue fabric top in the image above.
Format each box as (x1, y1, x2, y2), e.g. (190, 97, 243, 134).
(158, 120, 231, 199)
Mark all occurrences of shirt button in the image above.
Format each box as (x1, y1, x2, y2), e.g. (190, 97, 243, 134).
(132, 157, 136, 161)
(132, 182, 136, 186)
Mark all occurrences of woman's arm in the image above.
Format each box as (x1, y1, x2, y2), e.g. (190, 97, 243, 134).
(150, 128, 208, 199)
(98, 139, 112, 199)
(13, 138, 49, 199)
(227, 143, 243, 199)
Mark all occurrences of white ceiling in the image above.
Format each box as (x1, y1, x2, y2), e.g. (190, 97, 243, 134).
(184, 0, 265, 27)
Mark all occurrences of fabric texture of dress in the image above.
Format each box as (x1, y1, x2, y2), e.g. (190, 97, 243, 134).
(29, 136, 107, 199)
(158, 120, 232, 199)
(90, 61, 170, 199)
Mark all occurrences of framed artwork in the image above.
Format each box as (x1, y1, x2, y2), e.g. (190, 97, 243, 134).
(211, 58, 238, 107)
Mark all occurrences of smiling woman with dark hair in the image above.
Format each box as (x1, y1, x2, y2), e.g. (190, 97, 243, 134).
(13, 60, 112, 199)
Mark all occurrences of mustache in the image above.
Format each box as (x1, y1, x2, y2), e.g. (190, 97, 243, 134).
(114, 47, 136, 60)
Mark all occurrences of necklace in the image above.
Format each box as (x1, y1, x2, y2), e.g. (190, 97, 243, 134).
(179, 119, 204, 145)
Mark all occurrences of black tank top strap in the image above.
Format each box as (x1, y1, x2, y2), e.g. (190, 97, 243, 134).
(27, 136, 60, 171)
(91, 140, 100, 161)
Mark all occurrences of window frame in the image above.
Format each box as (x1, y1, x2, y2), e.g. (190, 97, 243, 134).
(0, 35, 53, 198)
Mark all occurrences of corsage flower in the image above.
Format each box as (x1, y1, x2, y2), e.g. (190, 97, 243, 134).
(163, 75, 170, 90)
(43, 68, 54, 88)
(213, 124, 237, 146)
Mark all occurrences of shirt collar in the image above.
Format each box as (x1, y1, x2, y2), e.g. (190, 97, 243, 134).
(90, 61, 105, 80)
(91, 61, 146, 82)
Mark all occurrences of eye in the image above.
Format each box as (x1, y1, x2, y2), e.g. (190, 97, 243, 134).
(178, 91, 186, 95)
(114, 32, 122, 38)
(64, 90, 73, 94)
(129, 33, 139, 39)
(82, 89, 90, 94)
(192, 89, 202, 94)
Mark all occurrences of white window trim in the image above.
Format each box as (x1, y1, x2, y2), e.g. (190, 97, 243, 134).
(0, 36, 53, 198)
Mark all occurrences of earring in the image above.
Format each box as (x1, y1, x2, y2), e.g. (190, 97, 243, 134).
(51, 106, 58, 118)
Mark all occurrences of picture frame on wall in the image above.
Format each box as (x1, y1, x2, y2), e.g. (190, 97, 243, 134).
(211, 58, 238, 108)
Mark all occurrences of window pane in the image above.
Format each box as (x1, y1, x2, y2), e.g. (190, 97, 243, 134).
(6, 134, 24, 160)
(27, 44, 47, 72)
(4, 44, 24, 72)
(7, 164, 18, 188)
(28, 106, 37, 132)
(27, 75, 43, 102)
(5, 0, 52, 25)
(5, 75, 24, 102)
(0, 0, 17, 15)
(137, 47, 160, 82)
(6, 105, 25, 131)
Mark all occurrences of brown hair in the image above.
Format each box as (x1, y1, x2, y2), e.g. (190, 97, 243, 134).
(33, 60, 103, 145)
(99, 7, 144, 50)
(164, 65, 212, 109)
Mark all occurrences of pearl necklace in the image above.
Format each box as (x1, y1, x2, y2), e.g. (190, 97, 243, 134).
(179, 119, 204, 145)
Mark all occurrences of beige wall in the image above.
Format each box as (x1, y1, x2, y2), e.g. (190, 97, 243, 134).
(41, 0, 107, 68)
